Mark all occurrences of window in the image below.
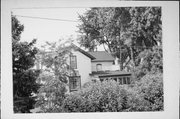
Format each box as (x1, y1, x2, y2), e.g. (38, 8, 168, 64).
(96, 64, 102, 71)
(69, 76, 81, 91)
(70, 55, 77, 69)
(98, 76, 131, 85)
(119, 78, 122, 85)
(123, 77, 127, 84)
(113, 78, 117, 82)
(127, 77, 131, 84)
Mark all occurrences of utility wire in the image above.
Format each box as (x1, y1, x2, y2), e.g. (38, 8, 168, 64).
(12, 7, 87, 10)
(15, 15, 79, 22)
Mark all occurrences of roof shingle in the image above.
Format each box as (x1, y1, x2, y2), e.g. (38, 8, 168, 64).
(88, 51, 114, 62)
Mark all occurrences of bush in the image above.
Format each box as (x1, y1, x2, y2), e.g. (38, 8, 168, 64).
(35, 72, 163, 113)
(61, 73, 163, 112)
(62, 80, 130, 112)
(127, 73, 163, 111)
(35, 71, 67, 113)
(134, 46, 163, 80)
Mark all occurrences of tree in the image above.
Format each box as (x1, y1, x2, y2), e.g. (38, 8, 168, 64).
(34, 40, 74, 112)
(12, 15, 40, 113)
(78, 7, 131, 70)
(133, 45, 163, 80)
(35, 71, 67, 113)
(36, 41, 73, 83)
(124, 7, 162, 68)
(78, 7, 162, 71)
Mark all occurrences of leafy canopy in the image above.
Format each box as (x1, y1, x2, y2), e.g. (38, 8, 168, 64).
(78, 7, 162, 70)
(12, 15, 40, 113)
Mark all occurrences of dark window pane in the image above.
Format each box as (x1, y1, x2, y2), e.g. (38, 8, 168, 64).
(127, 77, 130, 84)
(123, 77, 126, 84)
(119, 78, 122, 85)
(114, 78, 117, 82)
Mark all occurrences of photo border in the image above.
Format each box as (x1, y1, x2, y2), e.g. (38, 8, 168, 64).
(1, 0, 179, 119)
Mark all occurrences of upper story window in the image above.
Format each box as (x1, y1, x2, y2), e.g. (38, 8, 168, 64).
(70, 55, 77, 69)
(96, 64, 102, 71)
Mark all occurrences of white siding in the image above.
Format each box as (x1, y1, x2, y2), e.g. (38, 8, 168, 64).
(91, 61, 119, 72)
(70, 50, 92, 86)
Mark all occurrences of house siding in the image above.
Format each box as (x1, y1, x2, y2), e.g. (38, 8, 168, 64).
(91, 61, 119, 72)
(70, 50, 92, 86)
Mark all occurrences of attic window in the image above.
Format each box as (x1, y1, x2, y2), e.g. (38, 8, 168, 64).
(96, 64, 102, 71)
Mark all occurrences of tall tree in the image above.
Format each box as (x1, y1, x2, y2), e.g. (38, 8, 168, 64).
(36, 40, 73, 83)
(12, 15, 40, 113)
(78, 7, 162, 71)
(124, 7, 162, 68)
(78, 7, 131, 70)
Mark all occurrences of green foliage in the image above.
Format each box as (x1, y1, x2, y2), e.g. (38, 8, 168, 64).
(34, 40, 74, 113)
(60, 73, 163, 112)
(12, 15, 40, 113)
(35, 71, 67, 113)
(13, 39, 38, 73)
(12, 15, 24, 42)
(37, 41, 73, 83)
(128, 73, 163, 111)
(34, 73, 163, 113)
(62, 80, 130, 112)
(128, 7, 162, 47)
(78, 7, 131, 52)
(134, 46, 163, 79)
(78, 7, 162, 70)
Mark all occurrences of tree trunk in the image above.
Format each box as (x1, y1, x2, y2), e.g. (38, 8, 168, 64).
(119, 26, 123, 71)
(119, 47, 123, 71)
(130, 47, 135, 69)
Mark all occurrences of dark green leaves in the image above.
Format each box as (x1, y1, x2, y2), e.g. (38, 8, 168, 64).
(12, 15, 40, 113)
(78, 7, 162, 71)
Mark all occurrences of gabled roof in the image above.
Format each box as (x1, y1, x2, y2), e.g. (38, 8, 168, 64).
(88, 51, 115, 62)
(70, 44, 96, 60)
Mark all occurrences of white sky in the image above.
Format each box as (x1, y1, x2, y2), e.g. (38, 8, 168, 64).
(12, 8, 90, 49)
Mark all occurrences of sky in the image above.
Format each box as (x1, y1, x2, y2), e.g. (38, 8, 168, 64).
(12, 8, 90, 49)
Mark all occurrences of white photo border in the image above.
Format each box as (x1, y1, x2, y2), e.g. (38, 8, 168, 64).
(1, 0, 179, 119)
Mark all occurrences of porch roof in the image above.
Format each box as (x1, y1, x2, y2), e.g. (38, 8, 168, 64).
(90, 71, 131, 78)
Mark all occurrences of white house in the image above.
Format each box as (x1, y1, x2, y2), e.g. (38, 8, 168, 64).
(88, 51, 119, 72)
(36, 44, 132, 92)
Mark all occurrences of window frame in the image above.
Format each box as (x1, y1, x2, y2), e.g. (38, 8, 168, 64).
(69, 76, 81, 92)
(70, 55, 77, 69)
(96, 63, 102, 71)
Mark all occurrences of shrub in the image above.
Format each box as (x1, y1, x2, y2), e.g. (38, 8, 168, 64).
(61, 74, 163, 112)
(127, 73, 163, 111)
(36, 73, 163, 112)
(62, 80, 130, 112)
(134, 46, 163, 80)
(35, 71, 67, 113)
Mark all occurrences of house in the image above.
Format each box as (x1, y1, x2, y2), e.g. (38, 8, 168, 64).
(36, 44, 132, 92)
(66, 44, 132, 92)
(88, 51, 131, 86)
